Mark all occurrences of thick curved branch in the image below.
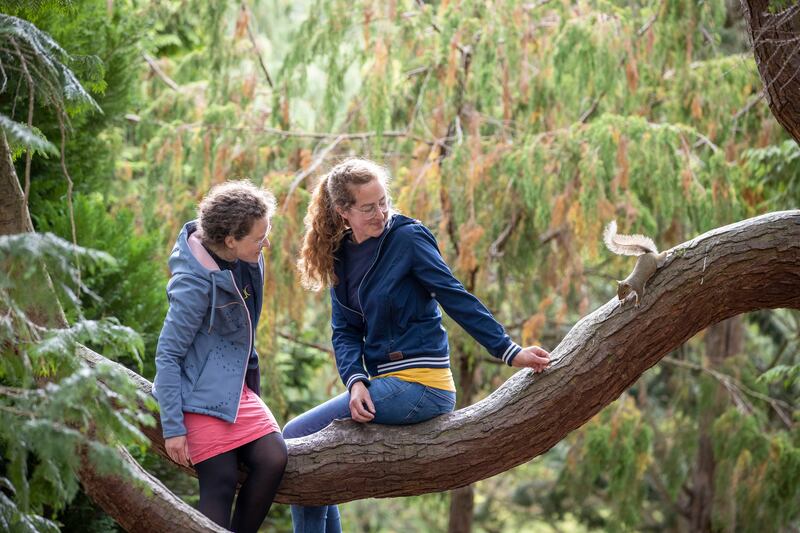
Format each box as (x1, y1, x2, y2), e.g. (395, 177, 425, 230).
(78, 445, 227, 533)
(83, 210, 800, 505)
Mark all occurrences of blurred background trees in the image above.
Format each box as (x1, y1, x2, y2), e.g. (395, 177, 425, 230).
(0, 0, 797, 531)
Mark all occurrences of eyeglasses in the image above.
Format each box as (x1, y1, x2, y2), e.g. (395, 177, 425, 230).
(350, 198, 390, 219)
(251, 235, 270, 247)
(248, 224, 272, 247)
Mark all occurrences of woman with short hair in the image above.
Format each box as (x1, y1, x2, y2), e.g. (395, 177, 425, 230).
(153, 180, 287, 532)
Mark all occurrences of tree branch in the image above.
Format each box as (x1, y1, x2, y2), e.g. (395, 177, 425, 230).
(661, 356, 794, 428)
(9, 38, 34, 208)
(142, 52, 179, 92)
(241, 2, 274, 89)
(81, 211, 800, 505)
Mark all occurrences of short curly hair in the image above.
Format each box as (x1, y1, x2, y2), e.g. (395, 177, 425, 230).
(197, 180, 277, 247)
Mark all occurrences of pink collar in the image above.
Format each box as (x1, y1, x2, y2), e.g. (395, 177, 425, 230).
(187, 232, 221, 271)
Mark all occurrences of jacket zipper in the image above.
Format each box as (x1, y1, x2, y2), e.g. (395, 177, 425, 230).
(355, 221, 393, 325)
(227, 269, 253, 423)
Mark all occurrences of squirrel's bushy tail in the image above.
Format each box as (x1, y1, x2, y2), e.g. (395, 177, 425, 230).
(603, 220, 659, 255)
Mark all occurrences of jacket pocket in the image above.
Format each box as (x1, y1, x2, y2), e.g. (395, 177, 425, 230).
(213, 302, 244, 335)
(390, 288, 413, 334)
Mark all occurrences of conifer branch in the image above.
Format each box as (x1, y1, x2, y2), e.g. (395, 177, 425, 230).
(241, 2, 274, 89)
(142, 52, 178, 91)
(278, 332, 333, 355)
(281, 134, 345, 213)
(0, 55, 6, 93)
(732, 89, 765, 122)
(579, 8, 661, 123)
(662, 357, 794, 429)
(489, 210, 521, 259)
(191, 122, 432, 144)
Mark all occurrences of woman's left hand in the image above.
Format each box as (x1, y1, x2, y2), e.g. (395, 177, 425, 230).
(511, 345, 550, 373)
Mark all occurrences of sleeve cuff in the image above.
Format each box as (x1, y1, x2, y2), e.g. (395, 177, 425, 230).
(345, 373, 370, 391)
(162, 427, 187, 439)
(502, 342, 523, 366)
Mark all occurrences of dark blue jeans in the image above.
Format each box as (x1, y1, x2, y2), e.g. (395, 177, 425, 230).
(283, 377, 456, 533)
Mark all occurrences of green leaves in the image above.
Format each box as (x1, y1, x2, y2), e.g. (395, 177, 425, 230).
(0, 114, 57, 156)
(0, 14, 100, 115)
(0, 232, 153, 530)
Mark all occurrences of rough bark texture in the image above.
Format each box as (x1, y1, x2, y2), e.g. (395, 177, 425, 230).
(0, 132, 33, 234)
(79, 211, 800, 505)
(741, 0, 800, 144)
(78, 446, 227, 533)
(447, 348, 477, 533)
(275, 210, 800, 504)
(447, 486, 475, 533)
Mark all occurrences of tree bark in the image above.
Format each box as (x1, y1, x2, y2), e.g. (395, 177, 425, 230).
(0, 132, 33, 234)
(447, 344, 477, 533)
(688, 316, 743, 532)
(78, 445, 227, 533)
(447, 486, 475, 533)
(741, 0, 800, 144)
(0, 134, 228, 533)
(79, 211, 800, 505)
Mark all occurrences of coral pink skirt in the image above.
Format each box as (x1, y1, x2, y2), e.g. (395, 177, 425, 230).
(184, 384, 280, 464)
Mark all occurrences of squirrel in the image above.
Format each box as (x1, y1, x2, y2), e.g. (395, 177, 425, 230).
(603, 220, 668, 308)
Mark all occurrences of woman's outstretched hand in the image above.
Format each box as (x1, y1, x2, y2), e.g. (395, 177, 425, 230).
(511, 345, 551, 373)
(349, 381, 376, 422)
(165, 435, 191, 467)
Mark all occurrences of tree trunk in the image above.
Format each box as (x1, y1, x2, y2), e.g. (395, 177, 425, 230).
(0, 132, 33, 234)
(78, 445, 227, 533)
(741, 0, 800, 144)
(448, 343, 478, 533)
(77, 211, 800, 505)
(447, 486, 474, 533)
(0, 133, 227, 533)
(688, 316, 743, 532)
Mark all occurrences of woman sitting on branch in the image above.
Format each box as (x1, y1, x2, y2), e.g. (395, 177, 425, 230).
(286, 158, 550, 533)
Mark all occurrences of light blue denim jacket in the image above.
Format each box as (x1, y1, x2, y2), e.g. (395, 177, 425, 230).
(153, 221, 263, 439)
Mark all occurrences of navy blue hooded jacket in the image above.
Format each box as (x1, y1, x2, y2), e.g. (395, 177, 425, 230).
(331, 213, 522, 391)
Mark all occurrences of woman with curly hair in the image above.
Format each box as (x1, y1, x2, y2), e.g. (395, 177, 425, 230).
(286, 158, 550, 532)
(153, 180, 287, 532)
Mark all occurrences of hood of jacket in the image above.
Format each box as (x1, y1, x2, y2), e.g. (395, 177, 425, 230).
(170, 220, 263, 331)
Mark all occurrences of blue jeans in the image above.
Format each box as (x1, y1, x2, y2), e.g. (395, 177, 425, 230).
(283, 377, 456, 533)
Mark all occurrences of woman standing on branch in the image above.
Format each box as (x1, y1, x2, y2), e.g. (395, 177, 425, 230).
(153, 181, 287, 532)
(287, 158, 550, 532)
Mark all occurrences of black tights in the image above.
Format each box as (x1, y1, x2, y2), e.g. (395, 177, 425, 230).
(194, 432, 288, 533)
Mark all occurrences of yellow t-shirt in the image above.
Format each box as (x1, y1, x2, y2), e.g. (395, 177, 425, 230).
(373, 367, 456, 392)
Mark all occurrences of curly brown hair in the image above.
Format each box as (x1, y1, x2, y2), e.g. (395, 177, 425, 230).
(297, 158, 390, 290)
(197, 180, 277, 247)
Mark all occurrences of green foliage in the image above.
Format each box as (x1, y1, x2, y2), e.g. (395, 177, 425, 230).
(741, 140, 800, 211)
(4, 0, 796, 530)
(34, 193, 168, 377)
(712, 409, 800, 531)
(558, 396, 654, 530)
(0, 13, 99, 114)
(0, 232, 155, 531)
(0, 1, 74, 17)
(0, 114, 57, 156)
(758, 365, 800, 389)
